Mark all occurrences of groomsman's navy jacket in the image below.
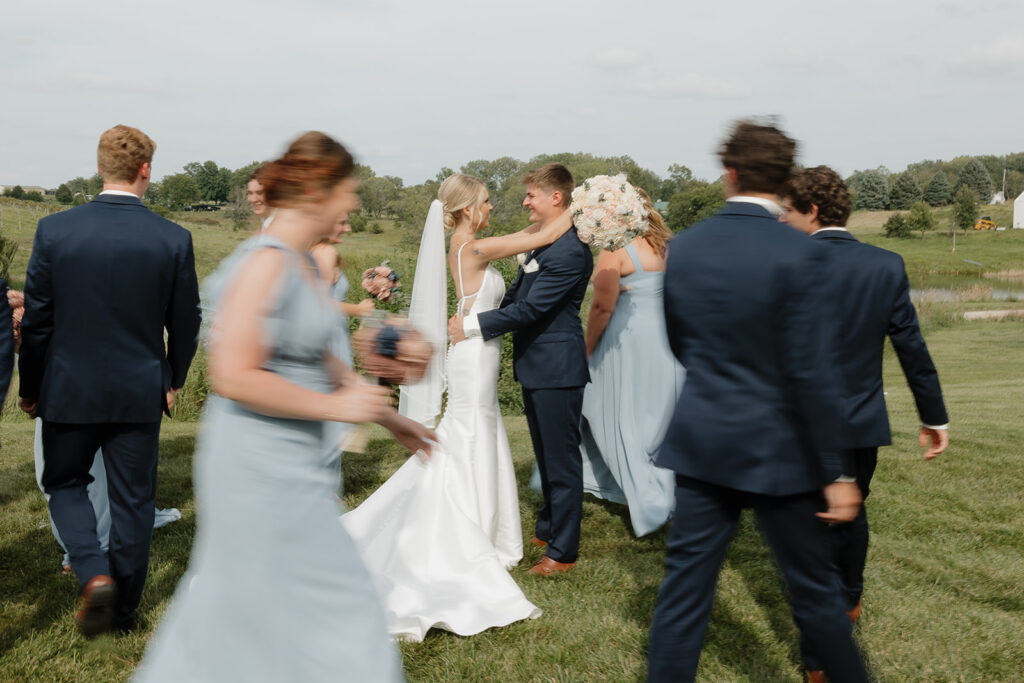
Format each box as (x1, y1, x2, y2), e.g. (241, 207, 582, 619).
(811, 228, 947, 445)
(657, 201, 847, 494)
(19, 193, 201, 423)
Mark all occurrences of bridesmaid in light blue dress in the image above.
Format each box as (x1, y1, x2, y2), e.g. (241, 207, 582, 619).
(136, 133, 434, 683)
(571, 193, 684, 537)
(311, 215, 375, 497)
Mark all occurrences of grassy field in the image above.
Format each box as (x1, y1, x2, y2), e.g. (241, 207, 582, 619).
(1, 200, 1023, 680)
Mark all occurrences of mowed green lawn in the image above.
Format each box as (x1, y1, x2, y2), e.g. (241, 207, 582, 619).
(0, 200, 1023, 680)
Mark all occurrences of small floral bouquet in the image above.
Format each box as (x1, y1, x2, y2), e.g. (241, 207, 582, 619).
(361, 262, 401, 302)
(7, 289, 24, 349)
(569, 173, 649, 250)
(352, 315, 433, 386)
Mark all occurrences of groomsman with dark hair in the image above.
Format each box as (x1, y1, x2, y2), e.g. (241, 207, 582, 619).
(780, 165, 948, 680)
(648, 120, 867, 682)
(19, 124, 201, 636)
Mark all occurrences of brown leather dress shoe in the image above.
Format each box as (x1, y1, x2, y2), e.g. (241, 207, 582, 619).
(527, 556, 575, 576)
(529, 537, 547, 549)
(76, 575, 117, 638)
(846, 598, 863, 623)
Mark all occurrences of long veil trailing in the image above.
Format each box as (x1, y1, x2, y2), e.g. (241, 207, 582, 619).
(398, 199, 447, 427)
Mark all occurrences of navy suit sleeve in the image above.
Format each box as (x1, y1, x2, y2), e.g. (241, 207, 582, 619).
(779, 247, 850, 482)
(165, 232, 201, 390)
(18, 225, 54, 399)
(887, 259, 948, 426)
(0, 280, 13, 407)
(478, 246, 588, 340)
(662, 240, 687, 363)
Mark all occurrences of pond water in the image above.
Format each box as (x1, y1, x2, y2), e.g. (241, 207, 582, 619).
(909, 273, 1024, 303)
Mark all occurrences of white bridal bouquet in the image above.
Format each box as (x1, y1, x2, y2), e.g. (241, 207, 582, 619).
(569, 173, 649, 250)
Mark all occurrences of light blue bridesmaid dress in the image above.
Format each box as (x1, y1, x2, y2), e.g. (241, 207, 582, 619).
(574, 241, 685, 537)
(136, 235, 401, 683)
(326, 270, 355, 496)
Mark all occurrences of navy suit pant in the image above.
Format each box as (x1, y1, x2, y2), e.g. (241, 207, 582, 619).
(804, 446, 878, 671)
(648, 476, 867, 682)
(523, 387, 584, 564)
(41, 420, 161, 629)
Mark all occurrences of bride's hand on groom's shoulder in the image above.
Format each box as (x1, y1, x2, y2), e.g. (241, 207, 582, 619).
(448, 313, 466, 345)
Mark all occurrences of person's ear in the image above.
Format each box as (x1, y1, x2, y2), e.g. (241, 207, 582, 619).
(550, 191, 562, 207)
(139, 162, 151, 182)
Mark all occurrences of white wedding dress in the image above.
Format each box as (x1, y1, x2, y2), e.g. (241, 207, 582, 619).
(341, 256, 541, 642)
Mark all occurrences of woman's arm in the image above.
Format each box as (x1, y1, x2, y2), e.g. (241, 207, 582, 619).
(465, 209, 574, 262)
(309, 243, 338, 286)
(209, 249, 391, 424)
(585, 250, 622, 356)
(339, 299, 375, 317)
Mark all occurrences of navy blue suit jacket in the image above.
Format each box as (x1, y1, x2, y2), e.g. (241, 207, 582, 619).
(812, 230, 947, 446)
(478, 227, 593, 390)
(657, 201, 847, 495)
(0, 279, 13, 408)
(19, 194, 201, 423)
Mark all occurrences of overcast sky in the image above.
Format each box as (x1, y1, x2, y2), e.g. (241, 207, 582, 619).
(2, 0, 1021, 188)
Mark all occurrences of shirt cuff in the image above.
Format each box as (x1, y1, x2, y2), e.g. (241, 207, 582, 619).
(833, 475, 857, 484)
(463, 313, 482, 338)
(922, 423, 949, 430)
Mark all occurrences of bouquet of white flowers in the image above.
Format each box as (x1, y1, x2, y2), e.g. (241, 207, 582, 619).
(569, 173, 649, 250)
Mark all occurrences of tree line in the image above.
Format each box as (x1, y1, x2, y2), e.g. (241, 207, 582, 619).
(28, 150, 1021, 234)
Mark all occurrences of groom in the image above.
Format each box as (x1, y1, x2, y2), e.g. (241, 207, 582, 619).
(449, 163, 593, 575)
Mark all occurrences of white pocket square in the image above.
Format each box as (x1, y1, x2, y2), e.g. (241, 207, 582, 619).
(523, 259, 539, 273)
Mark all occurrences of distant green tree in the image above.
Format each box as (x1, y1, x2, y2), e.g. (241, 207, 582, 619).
(6, 185, 25, 199)
(359, 176, 403, 218)
(23, 191, 44, 202)
(906, 201, 936, 238)
(224, 186, 252, 230)
(460, 157, 526, 193)
(659, 163, 697, 201)
(923, 171, 952, 206)
(72, 194, 87, 206)
(55, 184, 73, 204)
(888, 173, 923, 210)
(144, 180, 161, 205)
(954, 158, 994, 202)
(230, 161, 264, 189)
(349, 212, 368, 233)
(185, 161, 231, 203)
(882, 213, 911, 238)
(86, 174, 103, 196)
(666, 182, 725, 232)
(159, 173, 201, 210)
(853, 171, 888, 210)
(953, 186, 979, 232)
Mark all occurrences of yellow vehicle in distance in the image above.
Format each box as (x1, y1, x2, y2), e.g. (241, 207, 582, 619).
(973, 216, 996, 231)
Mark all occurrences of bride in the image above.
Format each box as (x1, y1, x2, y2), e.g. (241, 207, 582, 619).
(342, 173, 571, 641)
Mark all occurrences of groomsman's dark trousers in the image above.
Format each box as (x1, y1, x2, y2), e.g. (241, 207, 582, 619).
(803, 446, 878, 671)
(41, 420, 161, 630)
(648, 475, 867, 683)
(523, 386, 584, 564)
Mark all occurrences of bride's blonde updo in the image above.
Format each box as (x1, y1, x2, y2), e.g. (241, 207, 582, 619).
(438, 173, 487, 233)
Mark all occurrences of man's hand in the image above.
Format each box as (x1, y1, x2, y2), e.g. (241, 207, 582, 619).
(166, 387, 179, 412)
(920, 426, 949, 460)
(448, 313, 466, 345)
(18, 397, 37, 418)
(817, 481, 862, 523)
